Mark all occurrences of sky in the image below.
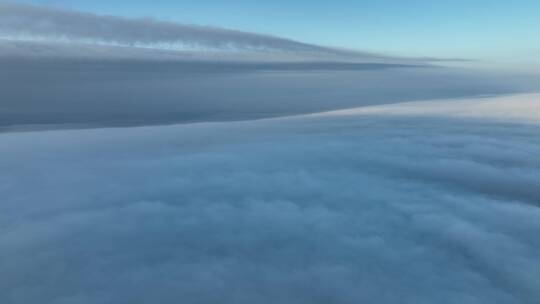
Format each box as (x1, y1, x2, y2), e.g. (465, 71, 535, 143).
(5, 0, 540, 130)
(2, 2, 540, 303)
(11, 0, 540, 67)
(1, 0, 540, 129)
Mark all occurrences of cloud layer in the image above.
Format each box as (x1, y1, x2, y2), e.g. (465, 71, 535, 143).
(1, 94, 539, 304)
(0, 60, 523, 131)
(0, 2, 473, 65)
(323, 93, 540, 124)
(0, 2, 373, 58)
(3, 3, 539, 132)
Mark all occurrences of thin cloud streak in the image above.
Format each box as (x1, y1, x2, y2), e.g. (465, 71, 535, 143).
(0, 2, 468, 64)
(0, 2, 375, 58)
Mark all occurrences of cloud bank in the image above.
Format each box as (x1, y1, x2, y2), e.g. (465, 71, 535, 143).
(2, 2, 539, 131)
(0, 60, 525, 131)
(1, 94, 540, 303)
(0, 2, 474, 64)
(0, 2, 378, 59)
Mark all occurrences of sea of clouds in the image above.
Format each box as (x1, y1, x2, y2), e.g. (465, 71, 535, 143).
(1, 3, 540, 303)
(1, 95, 539, 304)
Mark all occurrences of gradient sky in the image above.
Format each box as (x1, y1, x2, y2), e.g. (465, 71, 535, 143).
(10, 0, 540, 67)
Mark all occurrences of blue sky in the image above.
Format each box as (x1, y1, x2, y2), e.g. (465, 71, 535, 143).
(12, 0, 540, 66)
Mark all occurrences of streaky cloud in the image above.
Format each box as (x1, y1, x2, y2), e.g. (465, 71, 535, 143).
(321, 93, 540, 124)
(0, 2, 469, 64)
(0, 56, 522, 132)
(0, 2, 380, 60)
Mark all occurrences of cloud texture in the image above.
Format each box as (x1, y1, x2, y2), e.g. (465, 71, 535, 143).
(0, 2, 370, 57)
(0, 2, 473, 64)
(1, 94, 539, 304)
(1, 54, 530, 131)
(2, 2, 539, 131)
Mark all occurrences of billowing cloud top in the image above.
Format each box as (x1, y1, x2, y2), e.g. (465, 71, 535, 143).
(1, 94, 540, 303)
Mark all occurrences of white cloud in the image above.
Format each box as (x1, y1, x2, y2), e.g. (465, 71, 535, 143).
(323, 93, 540, 124)
(1, 94, 539, 303)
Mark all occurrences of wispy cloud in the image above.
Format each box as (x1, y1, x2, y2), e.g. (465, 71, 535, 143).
(0, 2, 375, 59)
(0, 2, 471, 64)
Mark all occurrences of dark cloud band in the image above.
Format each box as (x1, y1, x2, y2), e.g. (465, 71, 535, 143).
(1, 97, 539, 303)
(0, 2, 371, 58)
